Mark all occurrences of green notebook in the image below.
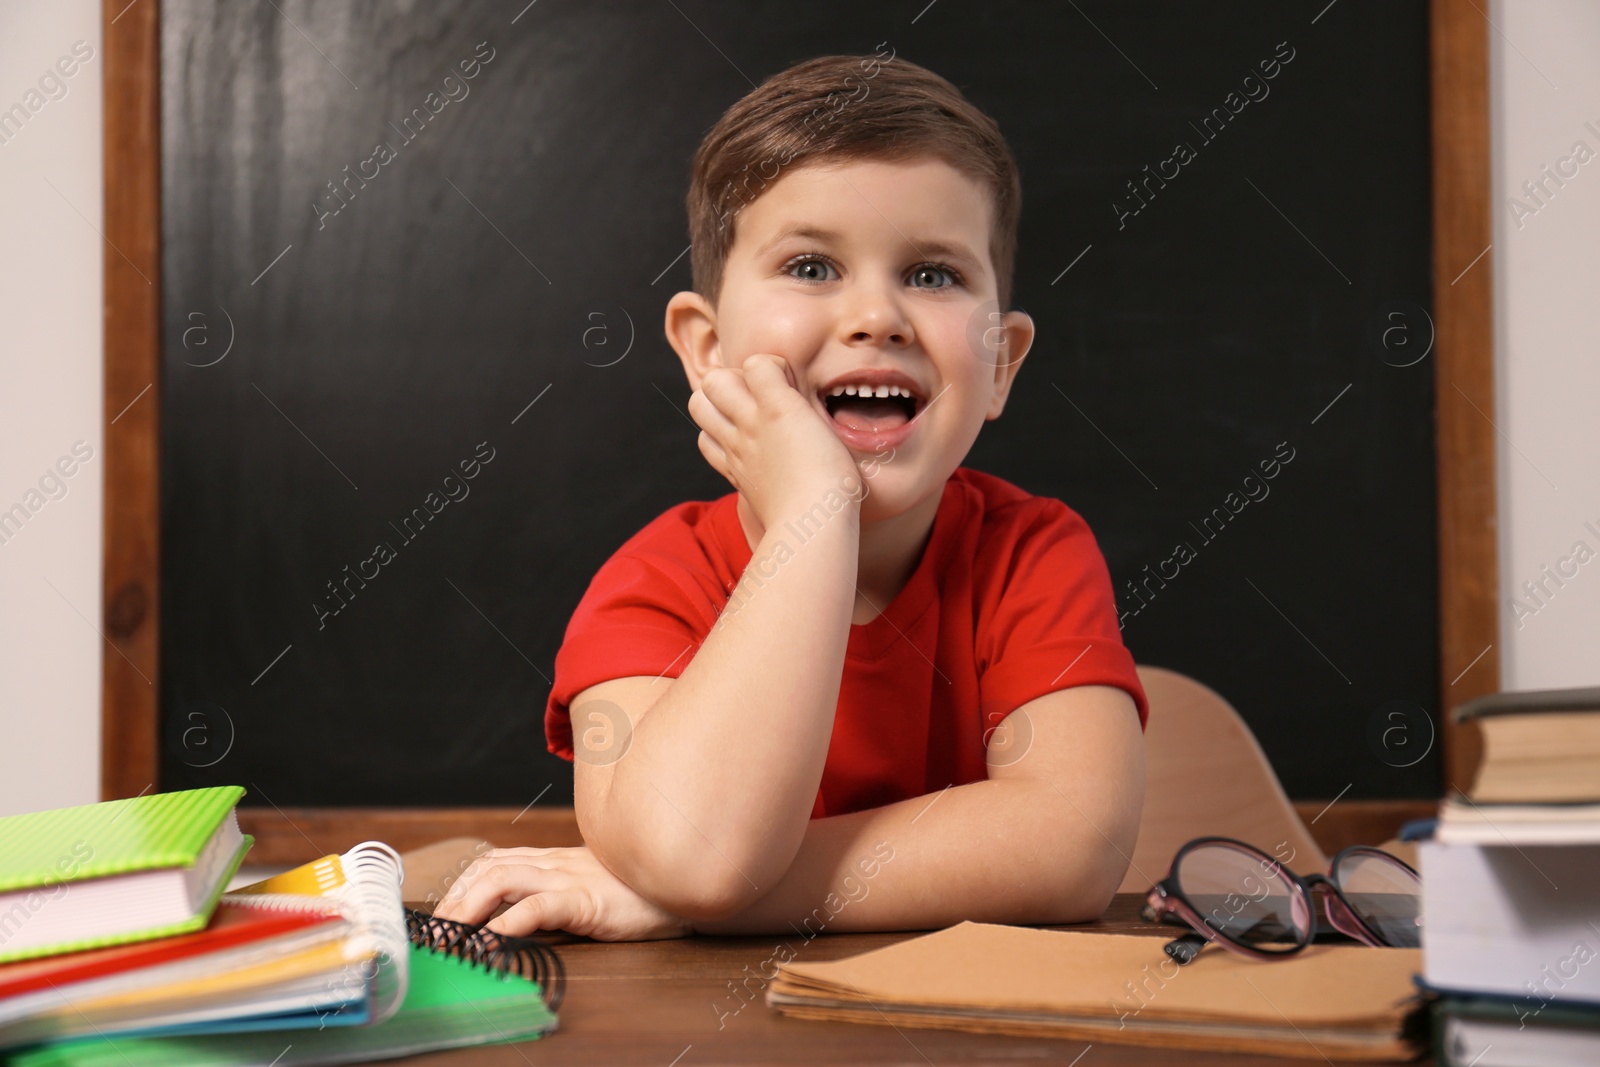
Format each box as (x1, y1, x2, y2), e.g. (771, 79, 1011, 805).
(10, 941, 560, 1066)
(0, 786, 252, 963)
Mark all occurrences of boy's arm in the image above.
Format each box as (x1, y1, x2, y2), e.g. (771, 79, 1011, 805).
(571, 502, 861, 921)
(690, 684, 1146, 934)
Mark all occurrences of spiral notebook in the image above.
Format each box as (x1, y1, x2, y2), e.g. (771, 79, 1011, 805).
(7, 847, 562, 1066)
(0, 843, 410, 1048)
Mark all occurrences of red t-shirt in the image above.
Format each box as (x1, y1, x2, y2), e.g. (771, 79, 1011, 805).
(544, 466, 1147, 819)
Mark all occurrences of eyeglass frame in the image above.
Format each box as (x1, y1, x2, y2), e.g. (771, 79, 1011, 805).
(1139, 835, 1421, 965)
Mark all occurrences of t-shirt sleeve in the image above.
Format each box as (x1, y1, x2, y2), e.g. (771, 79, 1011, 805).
(976, 499, 1149, 732)
(543, 553, 714, 762)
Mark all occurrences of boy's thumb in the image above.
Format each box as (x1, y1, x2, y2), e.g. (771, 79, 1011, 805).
(773, 355, 798, 390)
(746, 353, 796, 390)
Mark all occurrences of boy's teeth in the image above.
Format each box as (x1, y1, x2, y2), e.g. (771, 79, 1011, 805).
(827, 384, 912, 398)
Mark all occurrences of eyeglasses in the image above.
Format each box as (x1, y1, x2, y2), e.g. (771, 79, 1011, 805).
(1139, 836, 1421, 965)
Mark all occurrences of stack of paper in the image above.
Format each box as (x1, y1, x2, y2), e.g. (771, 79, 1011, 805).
(767, 922, 1427, 1061)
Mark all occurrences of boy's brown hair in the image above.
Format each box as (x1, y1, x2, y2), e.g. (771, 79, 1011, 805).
(686, 51, 1023, 311)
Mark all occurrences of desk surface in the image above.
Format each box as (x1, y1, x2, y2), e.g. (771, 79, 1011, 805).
(403, 895, 1430, 1067)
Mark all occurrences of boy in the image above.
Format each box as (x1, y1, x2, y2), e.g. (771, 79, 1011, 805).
(434, 53, 1148, 941)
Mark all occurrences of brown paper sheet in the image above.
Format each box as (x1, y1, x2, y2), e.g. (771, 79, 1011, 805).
(767, 923, 1427, 1061)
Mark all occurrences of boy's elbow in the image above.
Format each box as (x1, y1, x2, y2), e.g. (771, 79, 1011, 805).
(1056, 868, 1122, 925)
(1027, 866, 1119, 927)
(1037, 810, 1138, 925)
(671, 843, 786, 921)
(580, 818, 763, 922)
(657, 870, 759, 922)
(618, 856, 758, 922)
(652, 831, 777, 919)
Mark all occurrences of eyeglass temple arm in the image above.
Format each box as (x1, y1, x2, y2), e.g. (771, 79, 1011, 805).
(1163, 931, 1207, 965)
(1145, 883, 1221, 965)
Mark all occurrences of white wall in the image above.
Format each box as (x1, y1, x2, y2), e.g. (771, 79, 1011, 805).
(0, 0, 104, 818)
(1492, 0, 1600, 689)
(0, 5, 1592, 819)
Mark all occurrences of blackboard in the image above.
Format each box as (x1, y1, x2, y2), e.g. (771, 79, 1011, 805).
(158, 0, 1439, 810)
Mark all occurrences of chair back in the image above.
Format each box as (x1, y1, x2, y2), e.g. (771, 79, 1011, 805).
(1120, 666, 1327, 893)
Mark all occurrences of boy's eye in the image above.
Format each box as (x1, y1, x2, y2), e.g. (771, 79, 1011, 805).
(781, 254, 963, 289)
(785, 255, 838, 283)
(908, 264, 959, 290)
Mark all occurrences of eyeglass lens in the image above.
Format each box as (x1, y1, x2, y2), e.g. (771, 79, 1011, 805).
(1331, 850, 1422, 948)
(1175, 842, 1306, 951)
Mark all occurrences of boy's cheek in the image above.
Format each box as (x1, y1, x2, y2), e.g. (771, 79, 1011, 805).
(719, 289, 830, 356)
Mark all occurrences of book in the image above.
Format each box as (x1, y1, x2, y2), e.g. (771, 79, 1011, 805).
(1456, 686, 1600, 804)
(0, 843, 410, 1048)
(1433, 991, 1600, 1067)
(8, 937, 561, 1067)
(1419, 839, 1600, 1004)
(0, 902, 340, 1019)
(1436, 796, 1600, 845)
(766, 921, 1428, 1061)
(0, 786, 252, 964)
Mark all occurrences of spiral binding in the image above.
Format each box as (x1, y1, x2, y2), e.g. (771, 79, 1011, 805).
(224, 840, 412, 1023)
(404, 908, 566, 1011)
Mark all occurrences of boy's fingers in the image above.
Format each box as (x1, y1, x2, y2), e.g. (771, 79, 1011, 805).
(699, 368, 758, 427)
(435, 868, 514, 927)
(697, 431, 735, 487)
(742, 353, 793, 389)
(686, 386, 738, 439)
(688, 394, 739, 481)
(485, 890, 581, 939)
(485, 846, 553, 860)
(432, 883, 501, 928)
(739, 361, 806, 419)
(695, 429, 724, 465)
(433, 860, 556, 928)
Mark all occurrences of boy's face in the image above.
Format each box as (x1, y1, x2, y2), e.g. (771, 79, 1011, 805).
(668, 155, 1033, 522)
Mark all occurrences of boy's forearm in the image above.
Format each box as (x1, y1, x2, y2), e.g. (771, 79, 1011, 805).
(590, 502, 860, 913)
(689, 775, 1139, 935)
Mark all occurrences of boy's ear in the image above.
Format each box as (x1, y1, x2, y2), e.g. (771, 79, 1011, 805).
(664, 290, 721, 391)
(984, 309, 1036, 420)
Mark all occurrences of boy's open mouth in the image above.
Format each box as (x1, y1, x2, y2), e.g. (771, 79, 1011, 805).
(818, 379, 925, 433)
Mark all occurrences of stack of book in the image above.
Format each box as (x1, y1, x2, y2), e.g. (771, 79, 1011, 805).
(1422, 686, 1600, 1067)
(0, 787, 561, 1064)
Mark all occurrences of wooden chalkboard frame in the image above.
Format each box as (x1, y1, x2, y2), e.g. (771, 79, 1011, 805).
(101, 0, 1492, 863)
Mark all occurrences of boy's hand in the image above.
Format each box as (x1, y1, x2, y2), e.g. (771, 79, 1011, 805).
(431, 845, 695, 942)
(688, 353, 860, 532)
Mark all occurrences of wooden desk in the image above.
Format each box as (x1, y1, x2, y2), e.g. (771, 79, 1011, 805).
(404, 895, 1431, 1066)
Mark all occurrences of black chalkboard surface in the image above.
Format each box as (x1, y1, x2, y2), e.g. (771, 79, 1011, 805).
(159, 1, 1437, 807)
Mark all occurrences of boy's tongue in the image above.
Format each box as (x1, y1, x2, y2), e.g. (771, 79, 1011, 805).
(830, 397, 909, 432)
